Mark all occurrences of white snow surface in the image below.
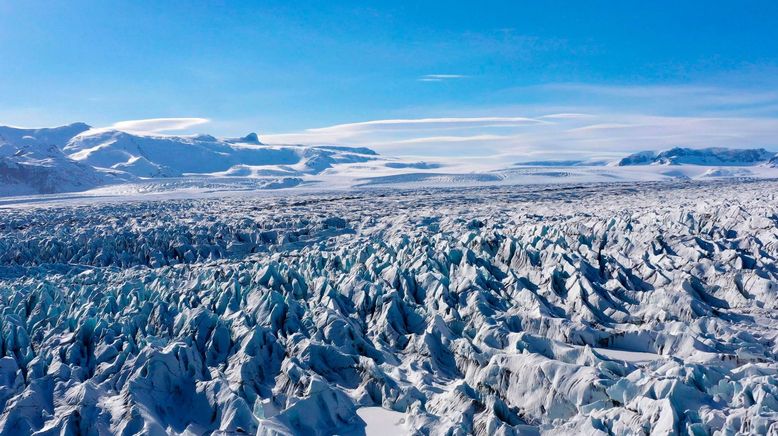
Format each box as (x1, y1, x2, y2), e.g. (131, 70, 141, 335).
(352, 408, 407, 435)
(1, 179, 778, 434)
(3, 123, 778, 198)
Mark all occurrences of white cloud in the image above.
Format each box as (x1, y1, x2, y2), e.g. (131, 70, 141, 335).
(307, 117, 544, 132)
(419, 74, 469, 82)
(112, 117, 210, 133)
(567, 123, 634, 132)
(539, 113, 595, 120)
(262, 112, 778, 160)
(528, 83, 778, 112)
(263, 117, 546, 146)
(384, 134, 509, 145)
(261, 83, 778, 160)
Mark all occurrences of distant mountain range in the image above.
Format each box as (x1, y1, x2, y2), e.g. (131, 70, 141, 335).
(2, 122, 778, 196)
(616, 147, 777, 166)
(0, 123, 379, 194)
(514, 147, 778, 168)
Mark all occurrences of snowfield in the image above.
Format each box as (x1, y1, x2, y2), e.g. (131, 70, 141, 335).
(1, 179, 778, 435)
(4, 123, 778, 198)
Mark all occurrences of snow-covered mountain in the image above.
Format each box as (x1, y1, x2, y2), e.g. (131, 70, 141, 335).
(0, 123, 383, 195)
(63, 129, 378, 177)
(617, 146, 776, 166)
(0, 123, 130, 195)
(0, 122, 91, 149)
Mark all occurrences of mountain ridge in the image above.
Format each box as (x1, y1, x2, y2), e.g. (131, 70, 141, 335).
(617, 146, 776, 166)
(2, 123, 778, 196)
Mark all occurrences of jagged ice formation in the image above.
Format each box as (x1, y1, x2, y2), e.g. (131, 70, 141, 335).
(1, 180, 778, 435)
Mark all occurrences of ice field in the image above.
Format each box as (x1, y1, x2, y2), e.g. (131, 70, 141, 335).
(0, 179, 777, 434)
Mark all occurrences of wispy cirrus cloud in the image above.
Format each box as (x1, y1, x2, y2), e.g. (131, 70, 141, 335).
(263, 113, 778, 162)
(419, 74, 469, 82)
(264, 117, 545, 146)
(542, 83, 778, 105)
(112, 117, 210, 133)
(384, 134, 510, 145)
(259, 82, 778, 161)
(307, 116, 543, 132)
(508, 83, 778, 116)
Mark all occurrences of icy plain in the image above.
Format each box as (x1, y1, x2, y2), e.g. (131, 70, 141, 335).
(1, 179, 778, 435)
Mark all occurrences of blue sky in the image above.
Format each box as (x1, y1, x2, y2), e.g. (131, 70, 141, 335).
(1, 1, 778, 158)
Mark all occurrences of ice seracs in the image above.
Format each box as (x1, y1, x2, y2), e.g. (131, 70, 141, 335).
(0, 179, 777, 434)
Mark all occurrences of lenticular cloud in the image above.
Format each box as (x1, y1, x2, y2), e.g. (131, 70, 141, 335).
(112, 117, 210, 133)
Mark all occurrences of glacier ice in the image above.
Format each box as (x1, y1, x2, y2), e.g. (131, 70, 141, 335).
(0, 179, 777, 434)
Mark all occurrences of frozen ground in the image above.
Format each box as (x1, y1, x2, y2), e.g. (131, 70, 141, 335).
(1, 179, 778, 435)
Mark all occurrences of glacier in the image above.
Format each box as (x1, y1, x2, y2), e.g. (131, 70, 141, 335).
(0, 179, 777, 434)
(4, 123, 778, 198)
